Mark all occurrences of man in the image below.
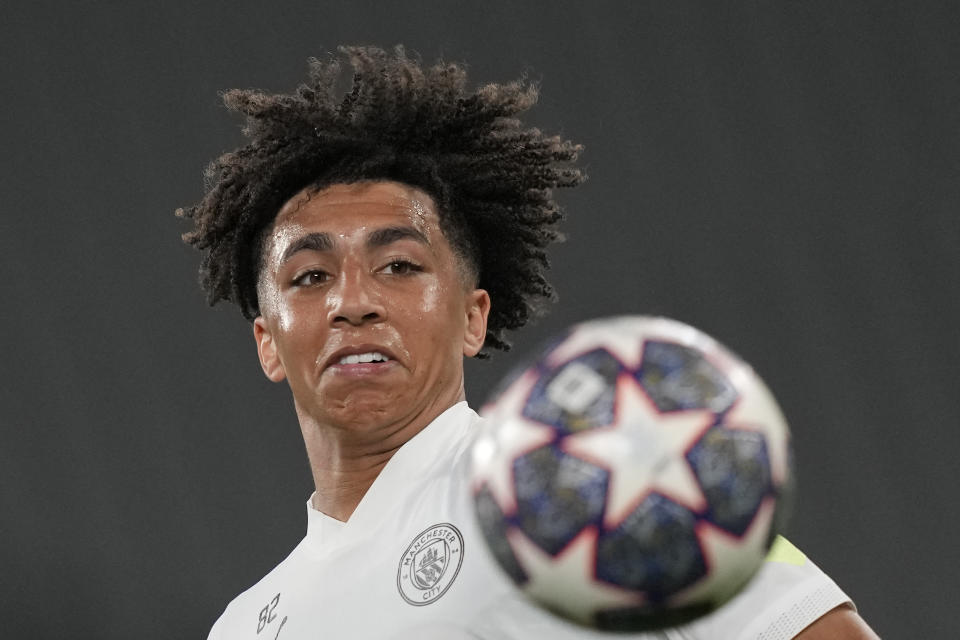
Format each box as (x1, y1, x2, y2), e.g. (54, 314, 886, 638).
(179, 46, 877, 639)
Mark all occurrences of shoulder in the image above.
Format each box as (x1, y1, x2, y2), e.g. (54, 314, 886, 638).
(681, 536, 855, 639)
(793, 604, 878, 639)
(206, 539, 310, 639)
(444, 402, 486, 470)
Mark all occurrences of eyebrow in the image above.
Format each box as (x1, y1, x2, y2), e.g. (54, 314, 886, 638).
(280, 232, 333, 265)
(279, 226, 430, 264)
(366, 225, 430, 248)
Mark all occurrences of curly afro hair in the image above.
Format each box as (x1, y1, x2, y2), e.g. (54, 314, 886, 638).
(177, 45, 584, 354)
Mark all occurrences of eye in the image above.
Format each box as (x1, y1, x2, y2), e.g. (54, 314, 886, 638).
(381, 260, 422, 275)
(292, 269, 331, 286)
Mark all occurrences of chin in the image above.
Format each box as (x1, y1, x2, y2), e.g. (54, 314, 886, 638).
(322, 392, 409, 429)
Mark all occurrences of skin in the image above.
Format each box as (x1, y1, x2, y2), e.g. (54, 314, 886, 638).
(796, 604, 879, 639)
(249, 182, 876, 638)
(253, 181, 490, 521)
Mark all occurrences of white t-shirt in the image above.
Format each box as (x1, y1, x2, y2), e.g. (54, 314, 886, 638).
(208, 402, 851, 640)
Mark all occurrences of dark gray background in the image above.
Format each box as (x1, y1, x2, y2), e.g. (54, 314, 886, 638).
(2, 1, 957, 638)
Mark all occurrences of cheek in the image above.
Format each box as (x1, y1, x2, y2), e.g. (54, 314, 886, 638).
(259, 279, 297, 334)
(416, 277, 461, 321)
(274, 286, 326, 336)
(419, 281, 443, 313)
(275, 301, 327, 364)
(277, 295, 315, 335)
(276, 303, 296, 334)
(414, 278, 468, 348)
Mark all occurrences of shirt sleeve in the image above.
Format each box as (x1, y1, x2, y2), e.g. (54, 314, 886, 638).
(679, 536, 854, 640)
(206, 611, 225, 640)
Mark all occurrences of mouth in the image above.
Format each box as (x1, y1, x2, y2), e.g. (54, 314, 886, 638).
(323, 345, 400, 376)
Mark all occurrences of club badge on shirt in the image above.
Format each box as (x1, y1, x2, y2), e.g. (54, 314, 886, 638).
(397, 523, 464, 606)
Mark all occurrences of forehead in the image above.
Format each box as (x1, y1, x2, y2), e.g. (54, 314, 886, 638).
(271, 181, 440, 237)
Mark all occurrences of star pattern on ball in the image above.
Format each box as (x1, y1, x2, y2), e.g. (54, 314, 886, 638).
(724, 379, 791, 486)
(545, 321, 646, 371)
(509, 526, 643, 626)
(669, 498, 776, 608)
(563, 375, 714, 528)
(473, 373, 557, 514)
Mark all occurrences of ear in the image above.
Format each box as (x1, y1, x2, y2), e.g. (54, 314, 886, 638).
(462, 288, 491, 358)
(253, 316, 287, 382)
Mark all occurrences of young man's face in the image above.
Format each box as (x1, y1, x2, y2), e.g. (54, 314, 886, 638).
(253, 181, 489, 432)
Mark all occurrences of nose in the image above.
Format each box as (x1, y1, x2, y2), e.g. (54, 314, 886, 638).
(327, 268, 386, 327)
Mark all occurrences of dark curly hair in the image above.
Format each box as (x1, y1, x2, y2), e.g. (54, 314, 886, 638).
(177, 45, 584, 353)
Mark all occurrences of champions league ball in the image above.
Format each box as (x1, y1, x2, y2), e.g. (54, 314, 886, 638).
(470, 316, 793, 631)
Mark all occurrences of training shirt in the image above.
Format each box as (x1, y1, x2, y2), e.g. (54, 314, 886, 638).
(207, 402, 851, 640)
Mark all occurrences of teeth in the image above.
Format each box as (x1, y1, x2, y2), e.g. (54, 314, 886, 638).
(339, 352, 390, 365)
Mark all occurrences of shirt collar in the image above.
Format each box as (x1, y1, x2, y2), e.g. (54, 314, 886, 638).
(304, 401, 478, 548)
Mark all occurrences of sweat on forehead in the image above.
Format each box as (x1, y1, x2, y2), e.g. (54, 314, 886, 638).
(255, 181, 477, 295)
(265, 182, 437, 257)
(276, 182, 436, 223)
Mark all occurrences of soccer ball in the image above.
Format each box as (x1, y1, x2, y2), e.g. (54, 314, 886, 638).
(470, 316, 793, 631)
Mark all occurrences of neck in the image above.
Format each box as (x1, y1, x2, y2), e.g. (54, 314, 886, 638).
(297, 384, 465, 522)
(308, 452, 395, 522)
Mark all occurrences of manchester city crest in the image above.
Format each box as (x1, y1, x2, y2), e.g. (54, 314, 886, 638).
(397, 523, 464, 605)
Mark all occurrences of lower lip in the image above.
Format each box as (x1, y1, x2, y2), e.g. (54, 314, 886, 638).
(325, 360, 398, 378)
